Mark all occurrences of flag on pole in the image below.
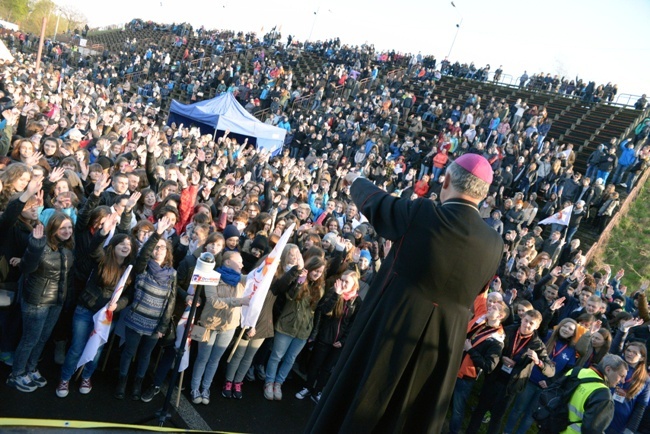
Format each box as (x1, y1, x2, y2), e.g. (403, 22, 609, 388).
(176, 259, 221, 372)
(538, 205, 573, 226)
(241, 223, 296, 329)
(76, 265, 133, 370)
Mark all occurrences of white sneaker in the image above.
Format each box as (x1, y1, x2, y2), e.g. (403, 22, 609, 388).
(56, 380, 69, 398)
(273, 382, 282, 400)
(295, 387, 311, 400)
(191, 389, 202, 404)
(264, 382, 274, 401)
(29, 370, 47, 387)
(7, 374, 37, 392)
(79, 378, 92, 394)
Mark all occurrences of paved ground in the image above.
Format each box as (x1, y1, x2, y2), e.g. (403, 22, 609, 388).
(0, 341, 314, 433)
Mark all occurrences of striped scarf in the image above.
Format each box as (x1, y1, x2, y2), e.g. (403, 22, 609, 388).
(124, 262, 175, 335)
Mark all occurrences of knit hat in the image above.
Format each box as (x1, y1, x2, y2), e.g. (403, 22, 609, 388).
(223, 224, 240, 240)
(343, 233, 356, 244)
(68, 128, 83, 140)
(96, 156, 113, 171)
(359, 249, 372, 263)
(251, 234, 269, 253)
(322, 232, 338, 245)
(354, 225, 368, 237)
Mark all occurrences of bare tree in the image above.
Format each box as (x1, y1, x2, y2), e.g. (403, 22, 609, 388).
(58, 4, 87, 33)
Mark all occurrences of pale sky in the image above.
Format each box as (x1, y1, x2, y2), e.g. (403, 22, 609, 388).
(58, 0, 649, 98)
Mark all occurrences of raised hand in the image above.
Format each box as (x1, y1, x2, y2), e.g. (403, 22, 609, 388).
(25, 151, 44, 167)
(590, 320, 602, 335)
(620, 318, 644, 333)
(147, 133, 161, 153)
(125, 191, 141, 212)
(615, 269, 625, 280)
(33, 224, 44, 239)
(93, 172, 111, 196)
(101, 212, 120, 235)
(35, 190, 44, 207)
(550, 296, 566, 312)
(2, 110, 18, 126)
(334, 279, 343, 295)
(156, 215, 173, 235)
(190, 170, 201, 186)
(48, 166, 66, 183)
(79, 159, 89, 179)
(23, 177, 43, 198)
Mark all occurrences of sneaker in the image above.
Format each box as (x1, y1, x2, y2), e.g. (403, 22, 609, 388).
(201, 388, 210, 405)
(222, 381, 233, 399)
(620, 183, 628, 188)
(79, 378, 92, 394)
(0, 351, 13, 367)
(191, 389, 202, 404)
(56, 380, 69, 398)
(311, 392, 321, 404)
(482, 412, 491, 424)
(141, 385, 160, 403)
(263, 382, 274, 401)
(245, 367, 255, 382)
(273, 382, 282, 400)
(233, 382, 243, 399)
(7, 373, 37, 392)
(295, 387, 311, 400)
(29, 370, 47, 388)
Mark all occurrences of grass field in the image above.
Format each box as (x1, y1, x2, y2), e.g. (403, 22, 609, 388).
(590, 181, 650, 290)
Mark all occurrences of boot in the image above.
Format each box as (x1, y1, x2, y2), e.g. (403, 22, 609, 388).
(131, 376, 143, 400)
(114, 375, 127, 400)
(54, 341, 66, 365)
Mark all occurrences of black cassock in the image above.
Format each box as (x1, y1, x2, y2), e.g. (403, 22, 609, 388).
(305, 178, 503, 434)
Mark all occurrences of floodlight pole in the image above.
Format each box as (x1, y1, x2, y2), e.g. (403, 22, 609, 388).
(35, 17, 47, 74)
(447, 2, 463, 59)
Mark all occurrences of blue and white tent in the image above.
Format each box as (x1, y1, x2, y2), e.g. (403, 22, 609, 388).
(168, 93, 286, 155)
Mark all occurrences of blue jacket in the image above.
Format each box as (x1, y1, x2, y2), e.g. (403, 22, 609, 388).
(529, 338, 576, 385)
(606, 368, 650, 433)
(618, 139, 637, 167)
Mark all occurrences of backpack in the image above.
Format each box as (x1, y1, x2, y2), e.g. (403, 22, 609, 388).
(533, 367, 603, 433)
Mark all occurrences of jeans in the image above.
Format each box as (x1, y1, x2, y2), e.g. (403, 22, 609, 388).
(119, 326, 160, 378)
(626, 172, 640, 193)
(190, 328, 236, 391)
(13, 301, 62, 376)
(586, 164, 598, 182)
(418, 164, 430, 180)
(611, 164, 629, 185)
(596, 170, 610, 184)
(449, 377, 476, 434)
(466, 376, 514, 434)
(432, 166, 444, 183)
(503, 381, 543, 434)
(305, 341, 341, 394)
(60, 306, 107, 381)
(566, 225, 579, 243)
(225, 337, 264, 383)
(265, 331, 307, 385)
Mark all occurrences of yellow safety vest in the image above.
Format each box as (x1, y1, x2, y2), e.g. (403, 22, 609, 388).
(560, 368, 609, 433)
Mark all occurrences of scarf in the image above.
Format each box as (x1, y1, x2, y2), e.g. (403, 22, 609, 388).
(147, 259, 176, 286)
(217, 265, 241, 287)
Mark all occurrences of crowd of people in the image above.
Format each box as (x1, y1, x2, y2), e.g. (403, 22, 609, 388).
(0, 16, 649, 434)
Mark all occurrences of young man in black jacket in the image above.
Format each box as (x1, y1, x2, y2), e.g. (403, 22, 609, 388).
(466, 309, 555, 434)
